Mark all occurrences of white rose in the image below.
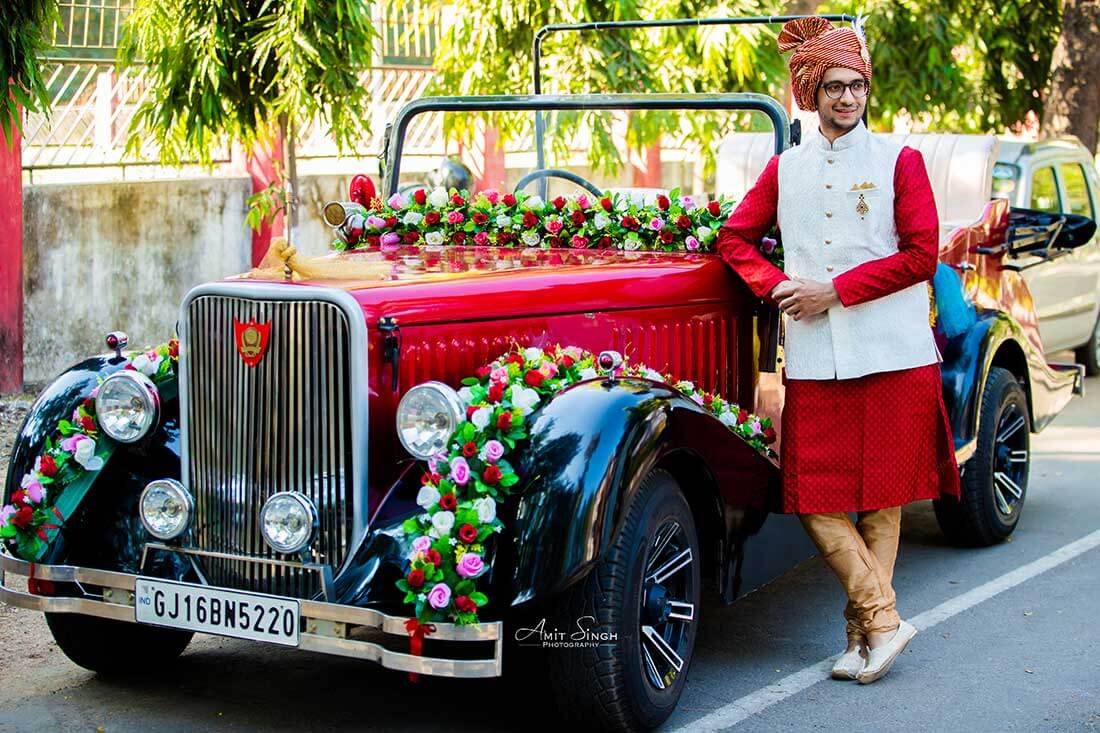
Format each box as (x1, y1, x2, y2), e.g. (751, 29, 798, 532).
(457, 386, 474, 404)
(471, 407, 492, 431)
(474, 497, 497, 524)
(594, 212, 611, 230)
(644, 368, 664, 381)
(416, 484, 441, 509)
(402, 211, 424, 227)
(690, 393, 705, 406)
(718, 410, 738, 427)
(424, 231, 444, 246)
(677, 380, 695, 392)
(73, 436, 104, 471)
(523, 347, 543, 363)
(696, 226, 713, 241)
(131, 353, 151, 374)
(508, 384, 541, 415)
(428, 187, 449, 207)
(579, 367, 598, 381)
(495, 214, 512, 228)
(431, 510, 455, 537)
(623, 235, 641, 251)
(523, 195, 543, 209)
(521, 231, 541, 247)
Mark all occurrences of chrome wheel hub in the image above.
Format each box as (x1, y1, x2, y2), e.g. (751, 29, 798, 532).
(639, 520, 696, 691)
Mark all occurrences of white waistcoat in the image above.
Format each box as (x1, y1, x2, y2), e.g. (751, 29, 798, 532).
(777, 122, 941, 380)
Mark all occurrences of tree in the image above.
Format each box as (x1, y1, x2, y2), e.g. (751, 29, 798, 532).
(1042, 0, 1100, 153)
(1, 0, 60, 145)
(118, 0, 377, 242)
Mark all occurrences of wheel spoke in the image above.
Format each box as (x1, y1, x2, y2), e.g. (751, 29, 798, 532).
(646, 523, 678, 575)
(1007, 449, 1029, 464)
(994, 471, 1023, 499)
(642, 624, 684, 672)
(997, 414, 1026, 444)
(646, 547, 692, 584)
(667, 600, 695, 622)
(641, 644, 665, 690)
(993, 484, 1012, 515)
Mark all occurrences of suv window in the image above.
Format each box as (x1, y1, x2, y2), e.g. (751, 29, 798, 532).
(1030, 167, 1060, 212)
(1060, 163, 1094, 217)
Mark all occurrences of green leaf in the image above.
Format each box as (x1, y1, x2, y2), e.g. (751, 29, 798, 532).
(469, 591, 488, 606)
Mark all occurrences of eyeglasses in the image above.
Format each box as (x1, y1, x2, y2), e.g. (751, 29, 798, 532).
(820, 79, 870, 100)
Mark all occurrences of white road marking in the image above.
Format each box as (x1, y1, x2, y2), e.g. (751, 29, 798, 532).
(672, 528, 1100, 732)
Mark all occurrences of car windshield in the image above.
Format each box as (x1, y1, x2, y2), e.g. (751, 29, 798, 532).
(384, 94, 785, 204)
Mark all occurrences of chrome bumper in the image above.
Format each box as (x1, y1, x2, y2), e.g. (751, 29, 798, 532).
(0, 550, 502, 679)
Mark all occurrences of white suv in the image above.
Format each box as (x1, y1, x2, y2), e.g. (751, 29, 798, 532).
(994, 138, 1100, 374)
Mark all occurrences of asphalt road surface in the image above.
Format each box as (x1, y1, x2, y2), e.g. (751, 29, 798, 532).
(1, 373, 1098, 732)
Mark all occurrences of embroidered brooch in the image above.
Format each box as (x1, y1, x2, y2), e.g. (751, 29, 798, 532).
(850, 182, 875, 219)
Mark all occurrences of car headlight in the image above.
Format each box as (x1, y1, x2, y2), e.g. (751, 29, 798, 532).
(140, 479, 193, 540)
(260, 492, 318, 554)
(396, 381, 464, 459)
(97, 371, 160, 443)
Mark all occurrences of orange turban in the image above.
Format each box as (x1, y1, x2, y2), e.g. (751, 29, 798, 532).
(777, 17, 872, 112)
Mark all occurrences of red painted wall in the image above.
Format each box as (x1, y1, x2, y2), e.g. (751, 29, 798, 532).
(0, 127, 23, 393)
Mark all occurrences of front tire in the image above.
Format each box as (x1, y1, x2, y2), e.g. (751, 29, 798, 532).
(546, 469, 700, 731)
(934, 367, 1030, 546)
(45, 613, 193, 674)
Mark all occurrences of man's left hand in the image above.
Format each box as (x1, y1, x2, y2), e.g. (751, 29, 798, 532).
(773, 277, 842, 321)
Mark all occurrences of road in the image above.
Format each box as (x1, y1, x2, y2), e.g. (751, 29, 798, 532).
(1, 373, 1098, 732)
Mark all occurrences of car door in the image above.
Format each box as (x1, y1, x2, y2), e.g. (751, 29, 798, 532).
(1055, 161, 1100, 350)
(1020, 163, 1079, 352)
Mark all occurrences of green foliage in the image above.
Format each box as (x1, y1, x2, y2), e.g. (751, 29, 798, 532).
(0, 0, 60, 147)
(118, 0, 377, 165)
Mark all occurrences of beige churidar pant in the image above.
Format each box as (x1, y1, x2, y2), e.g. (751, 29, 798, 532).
(799, 507, 902, 637)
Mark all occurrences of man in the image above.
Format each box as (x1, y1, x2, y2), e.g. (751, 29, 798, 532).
(715, 16, 961, 684)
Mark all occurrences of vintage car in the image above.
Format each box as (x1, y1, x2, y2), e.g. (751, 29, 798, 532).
(0, 34, 1092, 733)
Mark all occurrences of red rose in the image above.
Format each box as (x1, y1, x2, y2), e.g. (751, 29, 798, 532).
(466, 405, 479, 420)
(656, 194, 670, 211)
(559, 355, 575, 368)
(621, 215, 639, 230)
(81, 416, 96, 432)
(737, 409, 749, 424)
(763, 427, 777, 444)
(599, 235, 612, 248)
(13, 506, 35, 529)
(421, 472, 435, 485)
(546, 236, 561, 247)
(472, 211, 489, 225)
(366, 234, 381, 247)
(524, 370, 545, 387)
(482, 464, 503, 485)
(38, 454, 58, 477)
(431, 472, 443, 484)
(676, 214, 692, 229)
(571, 235, 589, 249)
(659, 229, 675, 243)
(426, 549, 442, 567)
(502, 193, 517, 207)
(497, 232, 514, 245)
(384, 216, 398, 228)
(571, 210, 586, 226)
(507, 353, 525, 366)
(522, 211, 539, 229)
(496, 412, 513, 430)
(463, 441, 478, 458)
(708, 200, 721, 216)
(458, 523, 478, 543)
(475, 365, 493, 380)
(703, 393, 714, 406)
(451, 231, 466, 245)
(425, 211, 441, 226)
(487, 383, 504, 403)
(455, 595, 477, 613)
(552, 196, 566, 210)
(168, 340, 179, 358)
(440, 493, 457, 511)
(600, 197, 613, 212)
(82, 398, 95, 410)
(413, 189, 427, 205)
(403, 231, 420, 244)
(451, 193, 465, 206)
(407, 569, 426, 588)
(10, 489, 26, 507)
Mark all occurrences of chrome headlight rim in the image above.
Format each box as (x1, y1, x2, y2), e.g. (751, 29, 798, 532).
(139, 479, 193, 541)
(259, 491, 319, 555)
(395, 381, 465, 460)
(97, 370, 161, 444)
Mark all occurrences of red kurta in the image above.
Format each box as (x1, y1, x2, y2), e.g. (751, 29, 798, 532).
(716, 149, 961, 513)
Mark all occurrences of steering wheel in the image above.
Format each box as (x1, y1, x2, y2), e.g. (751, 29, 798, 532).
(513, 168, 603, 198)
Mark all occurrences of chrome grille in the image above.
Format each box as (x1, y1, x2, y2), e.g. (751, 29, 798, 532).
(182, 292, 358, 599)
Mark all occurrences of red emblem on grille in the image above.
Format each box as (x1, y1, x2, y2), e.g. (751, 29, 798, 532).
(233, 318, 272, 367)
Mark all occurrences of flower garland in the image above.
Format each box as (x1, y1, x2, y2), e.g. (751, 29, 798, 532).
(398, 345, 777, 627)
(333, 187, 737, 254)
(0, 339, 179, 561)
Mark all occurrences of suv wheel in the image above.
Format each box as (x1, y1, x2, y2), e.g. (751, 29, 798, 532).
(46, 612, 193, 674)
(547, 469, 700, 731)
(1074, 312, 1100, 376)
(934, 367, 1030, 546)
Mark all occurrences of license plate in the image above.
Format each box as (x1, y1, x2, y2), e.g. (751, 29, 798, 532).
(134, 578, 300, 647)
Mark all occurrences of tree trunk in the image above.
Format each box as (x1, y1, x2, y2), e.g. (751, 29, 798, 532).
(1041, 0, 1100, 154)
(278, 113, 300, 246)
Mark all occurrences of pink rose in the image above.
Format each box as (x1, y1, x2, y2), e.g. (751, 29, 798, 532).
(761, 237, 777, 255)
(649, 217, 664, 230)
(481, 439, 505, 463)
(539, 361, 558, 378)
(484, 189, 500, 205)
(380, 232, 401, 250)
(427, 582, 452, 609)
(450, 457, 471, 486)
(489, 367, 509, 384)
(474, 231, 490, 246)
(576, 194, 590, 209)
(545, 218, 563, 235)
(412, 536, 432, 554)
(0, 505, 15, 528)
(446, 210, 465, 225)
(60, 435, 82, 453)
(20, 475, 44, 504)
(456, 552, 485, 578)
(686, 236, 700, 251)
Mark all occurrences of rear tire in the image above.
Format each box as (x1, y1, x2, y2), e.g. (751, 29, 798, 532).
(934, 367, 1030, 546)
(545, 469, 700, 731)
(46, 613, 193, 674)
(1074, 312, 1100, 376)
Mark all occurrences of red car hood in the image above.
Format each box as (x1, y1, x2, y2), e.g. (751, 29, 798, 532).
(232, 246, 740, 325)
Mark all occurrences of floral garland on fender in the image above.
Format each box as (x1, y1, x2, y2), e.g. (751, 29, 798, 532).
(333, 187, 738, 254)
(0, 339, 179, 561)
(397, 345, 777, 627)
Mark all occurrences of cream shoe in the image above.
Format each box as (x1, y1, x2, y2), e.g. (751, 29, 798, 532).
(831, 640, 867, 680)
(857, 620, 917, 684)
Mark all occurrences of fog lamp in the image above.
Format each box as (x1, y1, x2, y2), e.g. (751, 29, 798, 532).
(140, 479, 193, 540)
(260, 492, 317, 554)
